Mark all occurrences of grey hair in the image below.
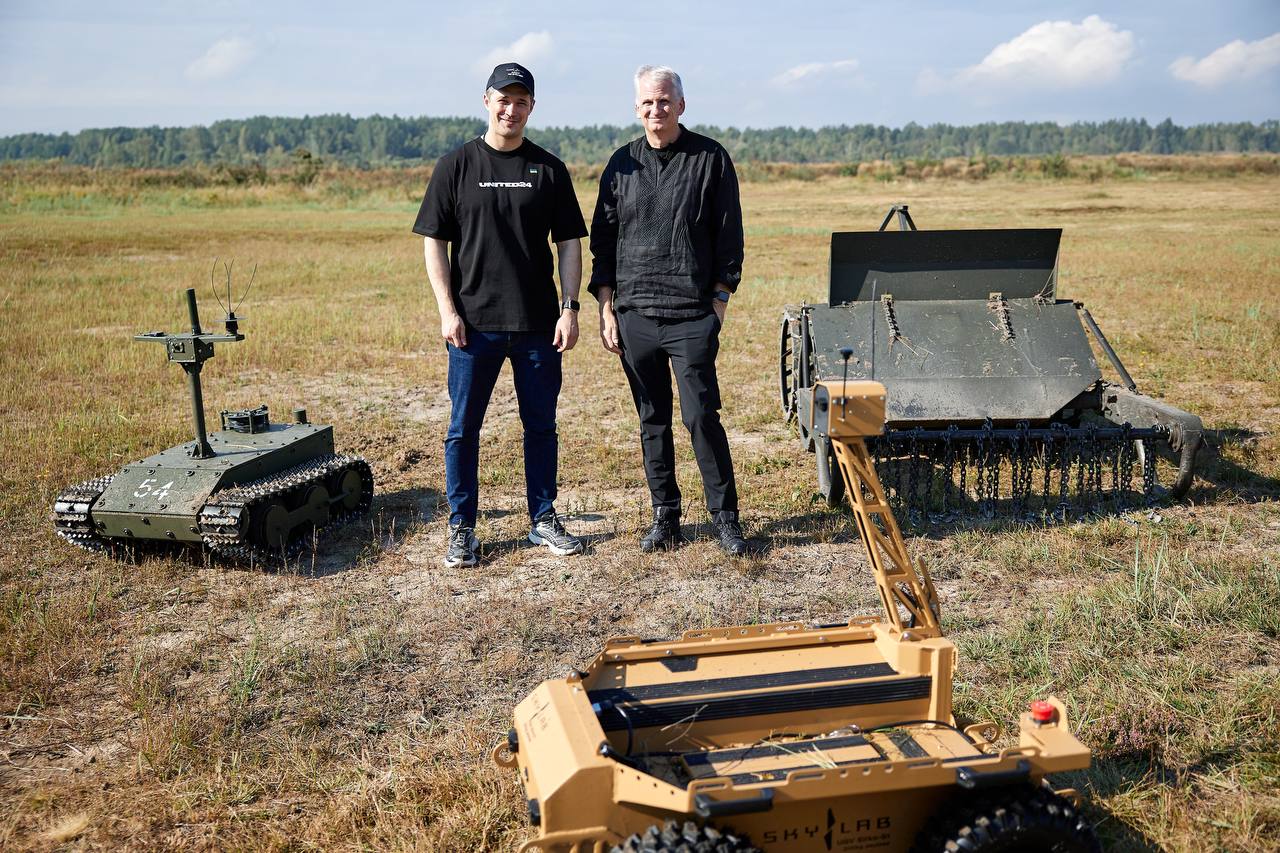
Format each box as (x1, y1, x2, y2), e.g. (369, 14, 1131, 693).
(634, 65, 684, 99)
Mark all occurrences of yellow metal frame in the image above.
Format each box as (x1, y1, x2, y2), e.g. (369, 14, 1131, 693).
(820, 380, 942, 633)
(499, 381, 1093, 853)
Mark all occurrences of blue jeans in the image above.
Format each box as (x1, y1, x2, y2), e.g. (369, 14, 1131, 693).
(445, 330, 562, 528)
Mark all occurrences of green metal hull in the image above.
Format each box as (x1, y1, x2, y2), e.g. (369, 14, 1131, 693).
(91, 424, 335, 542)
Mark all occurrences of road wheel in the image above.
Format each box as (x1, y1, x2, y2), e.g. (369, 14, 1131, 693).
(909, 786, 1100, 853)
(816, 435, 845, 507)
(613, 820, 760, 853)
(779, 313, 797, 421)
(259, 501, 292, 551)
(304, 484, 331, 527)
(335, 467, 364, 512)
(329, 457, 374, 519)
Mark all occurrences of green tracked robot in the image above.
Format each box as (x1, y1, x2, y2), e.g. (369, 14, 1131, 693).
(52, 285, 373, 563)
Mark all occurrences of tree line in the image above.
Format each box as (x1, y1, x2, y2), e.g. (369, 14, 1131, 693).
(1, 116, 1276, 167)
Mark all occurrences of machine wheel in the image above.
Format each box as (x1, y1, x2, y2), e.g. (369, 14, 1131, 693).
(259, 501, 293, 551)
(613, 820, 760, 853)
(779, 313, 796, 421)
(909, 786, 1100, 853)
(335, 467, 364, 512)
(815, 435, 846, 507)
(305, 483, 332, 526)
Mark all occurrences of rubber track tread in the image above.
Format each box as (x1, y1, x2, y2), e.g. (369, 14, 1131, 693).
(198, 454, 373, 565)
(51, 475, 115, 552)
(908, 785, 1100, 853)
(613, 819, 760, 853)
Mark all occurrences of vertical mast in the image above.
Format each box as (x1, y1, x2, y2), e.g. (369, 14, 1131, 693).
(182, 288, 215, 459)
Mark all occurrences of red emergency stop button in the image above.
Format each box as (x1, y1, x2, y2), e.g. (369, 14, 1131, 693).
(1030, 700, 1056, 724)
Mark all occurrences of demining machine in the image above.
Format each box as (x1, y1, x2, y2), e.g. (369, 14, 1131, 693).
(781, 205, 1205, 520)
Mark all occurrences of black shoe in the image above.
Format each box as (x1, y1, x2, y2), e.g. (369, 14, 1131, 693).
(444, 524, 479, 568)
(714, 511, 749, 557)
(640, 507, 683, 553)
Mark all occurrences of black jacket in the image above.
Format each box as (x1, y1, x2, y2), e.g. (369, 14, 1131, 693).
(588, 127, 743, 319)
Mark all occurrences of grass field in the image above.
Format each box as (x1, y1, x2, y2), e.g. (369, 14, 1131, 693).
(1, 161, 1278, 851)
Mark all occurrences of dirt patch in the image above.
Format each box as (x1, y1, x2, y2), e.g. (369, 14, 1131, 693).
(1042, 205, 1130, 214)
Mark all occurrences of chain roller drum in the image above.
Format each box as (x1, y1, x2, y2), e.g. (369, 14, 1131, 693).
(863, 423, 1165, 523)
(1141, 439, 1158, 506)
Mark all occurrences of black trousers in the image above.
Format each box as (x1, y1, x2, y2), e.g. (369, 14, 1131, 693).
(616, 309, 738, 515)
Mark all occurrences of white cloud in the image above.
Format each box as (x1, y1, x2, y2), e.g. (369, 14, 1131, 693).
(185, 37, 255, 82)
(476, 31, 555, 76)
(771, 59, 861, 88)
(922, 15, 1134, 92)
(1170, 32, 1280, 87)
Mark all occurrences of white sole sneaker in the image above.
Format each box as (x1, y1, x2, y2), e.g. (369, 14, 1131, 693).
(444, 530, 480, 567)
(528, 531, 584, 556)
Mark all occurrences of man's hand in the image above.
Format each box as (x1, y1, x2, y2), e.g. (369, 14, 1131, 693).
(600, 304, 622, 354)
(712, 284, 731, 326)
(441, 311, 467, 348)
(597, 286, 622, 354)
(553, 311, 579, 352)
(712, 298, 727, 325)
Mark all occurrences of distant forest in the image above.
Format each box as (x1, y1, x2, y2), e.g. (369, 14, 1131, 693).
(2, 116, 1277, 167)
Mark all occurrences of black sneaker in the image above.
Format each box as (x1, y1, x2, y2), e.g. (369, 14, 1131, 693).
(528, 511, 584, 556)
(444, 524, 479, 567)
(714, 511, 749, 557)
(640, 507, 683, 553)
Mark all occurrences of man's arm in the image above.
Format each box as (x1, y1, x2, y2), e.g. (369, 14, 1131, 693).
(552, 238, 582, 353)
(423, 237, 466, 348)
(588, 159, 619, 299)
(589, 159, 623, 353)
(710, 148, 745, 324)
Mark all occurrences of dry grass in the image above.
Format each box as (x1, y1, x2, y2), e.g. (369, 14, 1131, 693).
(1, 165, 1278, 851)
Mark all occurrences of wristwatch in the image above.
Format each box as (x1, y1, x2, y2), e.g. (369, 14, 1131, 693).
(561, 298, 580, 312)
(713, 290, 731, 303)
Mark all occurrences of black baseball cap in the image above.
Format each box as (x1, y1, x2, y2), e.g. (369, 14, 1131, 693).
(486, 62, 534, 97)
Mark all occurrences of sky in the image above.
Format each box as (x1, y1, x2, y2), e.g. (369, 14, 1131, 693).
(0, 1, 1277, 136)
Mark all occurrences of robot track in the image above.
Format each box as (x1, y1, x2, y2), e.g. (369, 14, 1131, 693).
(51, 475, 115, 552)
(198, 454, 373, 564)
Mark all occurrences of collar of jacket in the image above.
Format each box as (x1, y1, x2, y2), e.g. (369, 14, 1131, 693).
(641, 124, 690, 155)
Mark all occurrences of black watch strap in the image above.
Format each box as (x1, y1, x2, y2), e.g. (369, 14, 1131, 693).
(561, 298, 580, 312)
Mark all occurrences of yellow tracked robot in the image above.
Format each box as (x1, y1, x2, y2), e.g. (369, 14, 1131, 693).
(494, 378, 1099, 853)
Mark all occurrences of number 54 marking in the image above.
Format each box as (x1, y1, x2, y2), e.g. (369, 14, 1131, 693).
(133, 478, 174, 500)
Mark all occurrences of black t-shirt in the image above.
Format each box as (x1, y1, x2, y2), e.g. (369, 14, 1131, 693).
(413, 137, 587, 332)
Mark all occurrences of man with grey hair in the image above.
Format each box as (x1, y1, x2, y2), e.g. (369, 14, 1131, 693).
(589, 65, 748, 556)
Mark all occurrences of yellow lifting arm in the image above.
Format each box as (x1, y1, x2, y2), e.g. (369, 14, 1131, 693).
(813, 380, 943, 634)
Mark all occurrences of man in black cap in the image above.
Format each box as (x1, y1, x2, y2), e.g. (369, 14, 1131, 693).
(414, 62, 588, 568)
(589, 64, 749, 556)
